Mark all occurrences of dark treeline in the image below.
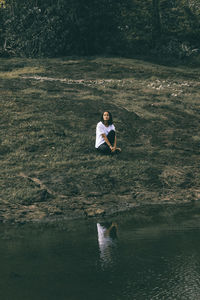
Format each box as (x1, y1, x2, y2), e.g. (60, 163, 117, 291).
(0, 0, 200, 58)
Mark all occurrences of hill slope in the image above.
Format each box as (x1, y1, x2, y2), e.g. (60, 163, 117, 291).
(0, 57, 200, 222)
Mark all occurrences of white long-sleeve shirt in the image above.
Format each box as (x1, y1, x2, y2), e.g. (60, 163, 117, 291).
(95, 121, 115, 148)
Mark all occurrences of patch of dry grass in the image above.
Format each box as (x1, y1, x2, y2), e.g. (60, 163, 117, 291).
(0, 67, 45, 79)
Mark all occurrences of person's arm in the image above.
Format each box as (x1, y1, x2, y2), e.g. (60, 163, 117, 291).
(105, 222, 118, 237)
(102, 133, 119, 152)
(102, 133, 113, 151)
(113, 136, 117, 151)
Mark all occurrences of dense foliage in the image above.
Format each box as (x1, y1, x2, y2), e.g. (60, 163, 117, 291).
(0, 0, 199, 58)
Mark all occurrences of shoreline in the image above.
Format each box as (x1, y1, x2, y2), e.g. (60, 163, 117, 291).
(1, 194, 200, 224)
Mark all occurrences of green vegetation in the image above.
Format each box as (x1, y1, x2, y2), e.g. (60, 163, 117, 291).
(0, 57, 200, 222)
(0, 0, 200, 58)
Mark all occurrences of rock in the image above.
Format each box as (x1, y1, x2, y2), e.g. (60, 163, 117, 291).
(194, 191, 200, 200)
(48, 207, 63, 215)
(96, 208, 105, 215)
(85, 208, 105, 217)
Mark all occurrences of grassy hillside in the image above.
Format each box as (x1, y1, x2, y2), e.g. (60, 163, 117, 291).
(0, 57, 200, 222)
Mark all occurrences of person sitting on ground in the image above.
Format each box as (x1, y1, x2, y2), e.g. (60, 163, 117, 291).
(95, 111, 121, 154)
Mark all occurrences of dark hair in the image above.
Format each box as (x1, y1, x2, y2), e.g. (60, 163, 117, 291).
(101, 111, 113, 125)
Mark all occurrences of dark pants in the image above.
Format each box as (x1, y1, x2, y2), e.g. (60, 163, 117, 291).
(97, 130, 115, 154)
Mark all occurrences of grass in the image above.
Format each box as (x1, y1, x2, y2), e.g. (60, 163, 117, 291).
(0, 56, 200, 222)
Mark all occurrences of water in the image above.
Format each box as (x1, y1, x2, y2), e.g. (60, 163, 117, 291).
(1, 208, 200, 300)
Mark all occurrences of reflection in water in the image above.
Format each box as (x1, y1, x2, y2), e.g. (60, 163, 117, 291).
(1, 216, 200, 300)
(97, 222, 118, 269)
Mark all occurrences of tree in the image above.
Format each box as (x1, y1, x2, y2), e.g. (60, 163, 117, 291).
(0, 0, 199, 58)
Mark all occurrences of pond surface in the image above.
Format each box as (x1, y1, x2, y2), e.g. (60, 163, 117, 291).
(1, 206, 200, 300)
